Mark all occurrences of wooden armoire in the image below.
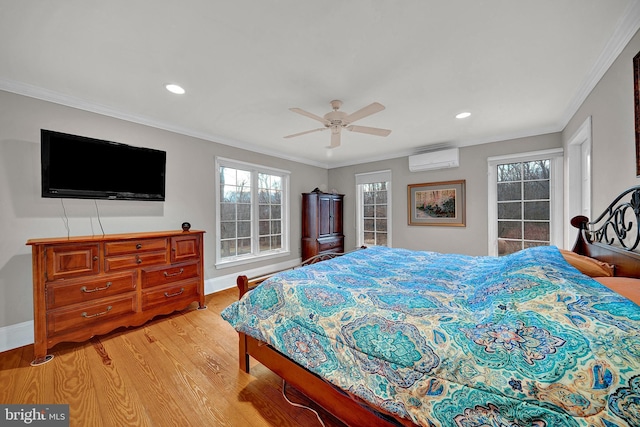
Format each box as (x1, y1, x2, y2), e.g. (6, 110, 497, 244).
(301, 191, 344, 261)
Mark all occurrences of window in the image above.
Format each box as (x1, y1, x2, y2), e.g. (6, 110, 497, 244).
(216, 157, 289, 267)
(488, 149, 563, 256)
(356, 170, 392, 247)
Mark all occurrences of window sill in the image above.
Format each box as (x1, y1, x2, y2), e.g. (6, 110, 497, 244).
(215, 250, 291, 269)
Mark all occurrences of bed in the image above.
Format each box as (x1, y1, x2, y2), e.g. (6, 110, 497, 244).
(221, 187, 640, 427)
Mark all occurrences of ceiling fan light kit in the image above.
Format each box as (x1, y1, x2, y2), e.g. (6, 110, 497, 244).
(284, 100, 391, 148)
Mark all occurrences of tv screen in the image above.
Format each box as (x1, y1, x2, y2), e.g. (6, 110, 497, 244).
(41, 129, 166, 201)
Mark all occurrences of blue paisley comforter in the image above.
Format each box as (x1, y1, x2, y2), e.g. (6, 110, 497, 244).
(221, 246, 640, 427)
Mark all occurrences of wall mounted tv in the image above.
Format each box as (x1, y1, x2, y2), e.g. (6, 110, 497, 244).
(41, 129, 166, 201)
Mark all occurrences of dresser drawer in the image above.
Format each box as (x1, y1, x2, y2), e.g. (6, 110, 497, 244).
(45, 244, 100, 281)
(104, 238, 167, 256)
(170, 234, 201, 263)
(141, 281, 199, 311)
(317, 237, 344, 252)
(46, 295, 136, 337)
(141, 262, 200, 289)
(104, 251, 168, 272)
(46, 272, 136, 309)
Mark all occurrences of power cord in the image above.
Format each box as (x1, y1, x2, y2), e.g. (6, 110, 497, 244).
(94, 199, 105, 236)
(282, 380, 326, 427)
(60, 199, 70, 239)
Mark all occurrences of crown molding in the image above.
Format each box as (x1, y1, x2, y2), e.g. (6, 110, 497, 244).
(0, 79, 330, 169)
(3, 1, 638, 172)
(560, 0, 640, 128)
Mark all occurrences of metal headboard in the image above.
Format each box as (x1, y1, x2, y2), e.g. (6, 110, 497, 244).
(571, 186, 640, 251)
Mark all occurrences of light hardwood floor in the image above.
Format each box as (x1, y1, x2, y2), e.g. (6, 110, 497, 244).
(0, 289, 347, 427)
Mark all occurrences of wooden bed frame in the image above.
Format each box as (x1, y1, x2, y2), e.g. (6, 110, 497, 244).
(235, 252, 415, 427)
(234, 186, 640, 427)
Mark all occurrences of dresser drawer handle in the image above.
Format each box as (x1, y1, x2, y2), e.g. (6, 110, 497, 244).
(81, 282, 112, 293)
(136, 255, 142, 264)
(163, 268, 184, 278)
(164, 288, 185, 298)
(81, 306, 112, 318)
(136, 244, 142, 249)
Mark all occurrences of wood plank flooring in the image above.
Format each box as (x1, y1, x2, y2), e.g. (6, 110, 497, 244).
(0, 289, 347, 427)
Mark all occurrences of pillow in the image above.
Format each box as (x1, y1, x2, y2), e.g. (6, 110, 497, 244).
(559, 249, 615, 277)
(593, 276, 640, 305)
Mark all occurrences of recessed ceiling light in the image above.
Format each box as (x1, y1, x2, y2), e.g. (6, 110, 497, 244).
(165, 84, 185, 95)
(456, 112, 471, 119)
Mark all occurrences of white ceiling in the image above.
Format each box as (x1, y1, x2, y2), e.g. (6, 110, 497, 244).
(1, 1, 639, 168)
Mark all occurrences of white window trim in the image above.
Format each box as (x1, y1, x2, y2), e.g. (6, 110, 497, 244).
(355, 170, 392, 248)
(566, 116, 592, 248)
(215, 156, 290, 268)
(487, 148, 564, 256)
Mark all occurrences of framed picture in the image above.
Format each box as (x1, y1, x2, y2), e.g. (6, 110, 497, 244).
(634, 51, 640, 176)
(407, 180, 466, 226)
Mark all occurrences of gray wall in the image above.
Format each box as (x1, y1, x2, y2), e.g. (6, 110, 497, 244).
(2, 27, 639, 340)
(330, 28, 640, 258)
(329, 133, 561, 256)
(563, 28, 640, 213)
(0, 90, 327, 330)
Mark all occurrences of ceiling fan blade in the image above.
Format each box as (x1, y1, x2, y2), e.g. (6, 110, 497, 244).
(346, 125, 391, 137)
(283, 127, 327, 138)
(289, 107, 329, 125)
(343, 102, 385, 124)
(328, 130, 341, 148)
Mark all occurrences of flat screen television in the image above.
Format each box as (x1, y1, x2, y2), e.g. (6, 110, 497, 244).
(41, 129, 166, 201)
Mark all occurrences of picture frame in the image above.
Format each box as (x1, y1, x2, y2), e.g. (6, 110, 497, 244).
(634, 51, 640, 176)
(407, 180, 466, 226)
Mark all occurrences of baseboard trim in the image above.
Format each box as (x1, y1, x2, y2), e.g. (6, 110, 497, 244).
(0, 257, 302, 354)
(204, 257, 301, 295)
(0, 320, 34, 354)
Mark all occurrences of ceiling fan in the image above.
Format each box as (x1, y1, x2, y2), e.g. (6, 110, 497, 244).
(284, 100, 391, 148)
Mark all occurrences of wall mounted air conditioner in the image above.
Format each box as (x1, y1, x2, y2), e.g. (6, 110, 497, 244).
(408, 148, 459, 172)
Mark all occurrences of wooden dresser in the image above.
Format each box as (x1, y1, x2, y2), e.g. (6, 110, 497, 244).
(301, 191, 344, 261)
(26, 230, 205, 365)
